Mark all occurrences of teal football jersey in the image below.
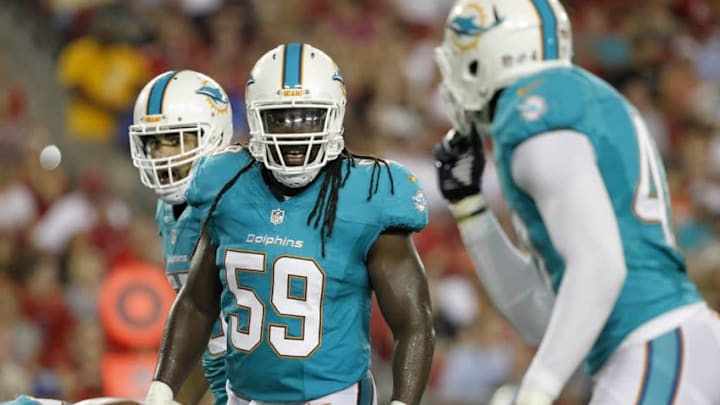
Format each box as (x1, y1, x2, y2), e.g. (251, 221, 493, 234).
(491, 66, 701, 375)
(186, 148, 428, 402)
(155, 196, 227, 404)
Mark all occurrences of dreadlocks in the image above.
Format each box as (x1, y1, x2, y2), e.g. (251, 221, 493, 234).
(307, 148, 395, 256)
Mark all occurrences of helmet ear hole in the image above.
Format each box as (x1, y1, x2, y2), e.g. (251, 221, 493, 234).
(468, 60, 479, 76)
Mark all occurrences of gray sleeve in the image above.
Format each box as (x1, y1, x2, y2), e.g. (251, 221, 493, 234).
(455, 209, 554, 345)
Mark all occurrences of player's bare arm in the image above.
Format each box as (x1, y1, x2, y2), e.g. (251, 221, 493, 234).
(153, 233, 222, 395)
(174, 360, 209, 405)
(368, 232, 435, 405)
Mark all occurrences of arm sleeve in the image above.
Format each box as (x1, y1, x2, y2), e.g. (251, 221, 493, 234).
(511, 130, 627, 399)
(455, 209, 554, 345)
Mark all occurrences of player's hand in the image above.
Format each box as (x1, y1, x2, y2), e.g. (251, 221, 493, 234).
(434, 127, 485, 202)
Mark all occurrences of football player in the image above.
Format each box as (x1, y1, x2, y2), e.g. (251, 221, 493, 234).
(129, 70, 234, 405)
(434, 0, 720, 404)
(144, 43, 435, 405)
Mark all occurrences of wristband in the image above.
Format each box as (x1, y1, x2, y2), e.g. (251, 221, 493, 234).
(146, 381, 174, 405)
(448, 194, 487, 222)
(514, 385, 554, 405)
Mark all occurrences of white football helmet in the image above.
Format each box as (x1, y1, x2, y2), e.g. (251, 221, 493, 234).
(435, 0, 573, 129)
(129, 70, 234, 204)
(246, 43, 346, 188)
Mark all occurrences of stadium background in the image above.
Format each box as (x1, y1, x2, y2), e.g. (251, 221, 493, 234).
(0, 0, 718, 403)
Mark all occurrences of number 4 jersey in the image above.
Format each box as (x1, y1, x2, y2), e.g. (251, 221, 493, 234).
(490, 66, 701, 375)
(186, 147, 429, 402)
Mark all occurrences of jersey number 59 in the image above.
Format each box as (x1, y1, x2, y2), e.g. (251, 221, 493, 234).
(224, 250, 325, 358)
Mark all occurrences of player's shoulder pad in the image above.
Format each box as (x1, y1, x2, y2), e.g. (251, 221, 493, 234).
(186, 144, 254, 207)
(492, 67, 587, 147)
(347, 159, 429, 232)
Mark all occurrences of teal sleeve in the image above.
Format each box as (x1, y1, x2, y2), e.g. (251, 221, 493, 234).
(380, 162, 429, 233)
(492, 68, 586, 149)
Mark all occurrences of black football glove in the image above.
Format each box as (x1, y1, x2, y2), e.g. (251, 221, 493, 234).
(434, 127, 485, 203)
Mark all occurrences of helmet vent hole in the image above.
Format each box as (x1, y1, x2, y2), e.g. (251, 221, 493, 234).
(469, 60, 478, 76)
(311, 52, 315, 58)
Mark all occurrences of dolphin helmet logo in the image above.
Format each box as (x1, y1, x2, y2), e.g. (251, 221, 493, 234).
(448, 4, 504, 52)
(331, 70, 345, 85)
(195, 83, 229, 114)
(331, 69, 346, 96)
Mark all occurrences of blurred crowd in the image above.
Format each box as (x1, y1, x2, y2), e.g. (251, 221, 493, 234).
(0, 0, 719, 404)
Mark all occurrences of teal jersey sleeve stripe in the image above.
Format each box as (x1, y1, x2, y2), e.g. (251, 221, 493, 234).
(529, 0, 558, 60)
(636, 328, 683, 405)
(282, 43, 303, 89)
(147, 71, 178, 115)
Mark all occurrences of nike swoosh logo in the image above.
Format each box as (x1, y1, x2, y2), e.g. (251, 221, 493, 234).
(517, 80, 544, 97)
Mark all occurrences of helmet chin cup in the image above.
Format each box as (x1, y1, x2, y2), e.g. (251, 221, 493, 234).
(271, 166, 322, 188)
(156, 180, 190, 205)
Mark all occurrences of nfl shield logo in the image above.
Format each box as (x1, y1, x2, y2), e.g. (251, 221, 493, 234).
(270, 209, 285, 225)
